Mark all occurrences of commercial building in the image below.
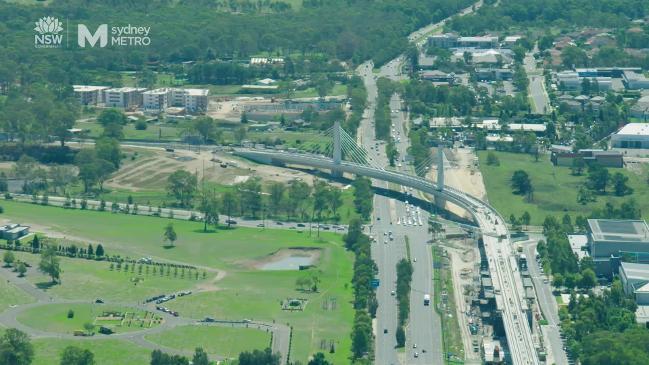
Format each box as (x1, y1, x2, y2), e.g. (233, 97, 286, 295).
(556, 71, 612, 91)
(427, 33, 498, 49)
(502, 35, 523, 48)
(104, 87, 146, 109)
(0, 223, 29, 241)
(611, 123, 649, 149)
(73, 85, 109, 106)
(475, 68, 513, 81)
(587, 219, 649, 277)
(428, 33, 458, 48)
(551, 147, 623, 168)
(623, 71, 649, 90)
(458, 36, 499, 49)
(619, 262, 649, 305)
(420, 70, 456, 84)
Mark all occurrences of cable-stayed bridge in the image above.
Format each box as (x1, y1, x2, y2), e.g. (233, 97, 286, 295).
(233, 122, 540, 365)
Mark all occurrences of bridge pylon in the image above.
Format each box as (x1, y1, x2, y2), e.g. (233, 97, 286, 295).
(436, 144, 446, 209)
(332, 121, 342, 177)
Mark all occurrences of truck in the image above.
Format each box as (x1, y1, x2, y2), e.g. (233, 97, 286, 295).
(423, 294, 431, 306)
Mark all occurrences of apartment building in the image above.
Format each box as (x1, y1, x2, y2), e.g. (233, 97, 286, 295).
(73, 85, 110, 106)
(104, 87, 146, 109)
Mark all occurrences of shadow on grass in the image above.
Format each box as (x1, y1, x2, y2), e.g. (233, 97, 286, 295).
(35, 281, 57, 290)
(162, 245, 176, 250)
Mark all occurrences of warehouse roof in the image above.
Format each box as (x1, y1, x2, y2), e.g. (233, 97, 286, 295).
(616, 123, 649, 136)
(588, 219, 649, 243)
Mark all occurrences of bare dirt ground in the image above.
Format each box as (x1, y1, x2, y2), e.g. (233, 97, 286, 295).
(429, 147, 487, 219)
(107, 147, 314, 191)
(442, 239, 482, 362)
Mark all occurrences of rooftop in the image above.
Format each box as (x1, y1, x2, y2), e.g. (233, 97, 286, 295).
(616, 123, 649, 136)
(588, 219, 649, 243)
(183, 88, 209, 96)
(73, 85, 109, 92)
(143, 88, 170, 95)
(620, 262, 649, 281)
(568, 234, 590, 260)
(105, 87, 147, 93)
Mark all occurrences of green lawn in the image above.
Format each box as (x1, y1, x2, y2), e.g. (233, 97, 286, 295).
(478, 151, 649, 225)
(9, 252, 211, 304)
(0, 275, 34, 312)
(74, 120, 182, 141)
(17, 303, 160, 335)
(32, 338, 151, 365)
(292, 83, 347, 98)
(146, 325, 270, 359)
(0, 200, 355, 363)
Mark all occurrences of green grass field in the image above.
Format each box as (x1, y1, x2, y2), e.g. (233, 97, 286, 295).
(0, 277, 34, 312)
(0, 200, 354, 362)
(146, 325, 270, 358)
(9, 252, 212, 304)
(478, 151, 649, 225)
(17, 303, 160, 335)
(32, 339, 151, 365)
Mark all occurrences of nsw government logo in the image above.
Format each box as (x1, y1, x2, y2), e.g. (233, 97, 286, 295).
(34, 17, 64, 48)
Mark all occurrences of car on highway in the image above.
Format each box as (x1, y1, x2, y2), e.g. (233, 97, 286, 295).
(225, 219, 237, 225)
(297, 223, 306, 227)
(256, 223, 264, 227)
(391, 290, 395, 296)
(384, 328, 388, 334)
(414, 352, 418, 358)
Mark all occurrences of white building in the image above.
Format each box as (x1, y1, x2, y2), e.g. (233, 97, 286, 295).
(142, 88, 209, 114)
(611, 123, 649, 149)
(619, 262, 649, 305)
(556, 71, 612, 91)
(73, 85, 109, 106)
(623, 71, 649, 90)
(587, 219, 649, 276)
(104, 87, 146, 109)
(143, 88, 170, 113)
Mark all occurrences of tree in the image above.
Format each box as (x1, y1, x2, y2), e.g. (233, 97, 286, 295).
(428, 217, 443, 241)
(288, 179, 311, 220)
(240, 111, 249, 124)
(0, 328, 34, 365)
(328, 188, 343, 218)
(95, 244, 104, 258)
(308, 352, 331, 365)
(486, 151, 500, 166)
(237, 177, 263, 217)
(97, 109, 127, 139)
(166, 170, 197, 207)
(577, 185, 596, 205)
(396, 326, 406, 347)
(580, 268, 597, 289)
(192, 348, 209, 365)
(611, 172, 633, 196)
(39, 245, 61, 283)
(17, 262, 26, 277)
(60, 346, 94, 365)
(150, 350, 189, 365)
(238, 348, 280, 365)
(198, 188, 219, 232)
(570, 158, 585, 175)
(163, 223, 177, 247)
(587, 165, 610, 193)
(234, 126, 247, 143)
(31, 235, 40, 252)
(352, 177, 373, 220)
(3, 250, 14, 267)
(520, 211, 531, 227)
(95, 137, 122, 169)
(191, 116, 218, 144)
(49, 105, 77, 147)
(49, 166, 77, 195)
(511, 170, 532, 195)
(268, 182, 286, 217)
(221, 191, 238, 228)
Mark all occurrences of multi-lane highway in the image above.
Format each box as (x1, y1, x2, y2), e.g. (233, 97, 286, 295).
(524, 48, 552, 114)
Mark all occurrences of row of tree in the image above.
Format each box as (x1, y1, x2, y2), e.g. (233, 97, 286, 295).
(395, 258, 413, 348)
(344, 219, 377, 362)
